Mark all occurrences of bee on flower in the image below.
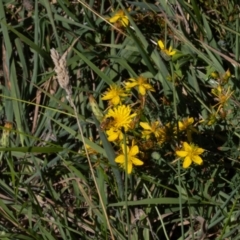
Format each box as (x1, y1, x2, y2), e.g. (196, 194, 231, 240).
(100, 105, 136, 142)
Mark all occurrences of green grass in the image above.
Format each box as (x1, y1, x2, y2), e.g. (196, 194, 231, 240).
(0, 0, 240, 239)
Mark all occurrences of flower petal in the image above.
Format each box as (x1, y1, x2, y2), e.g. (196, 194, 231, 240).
(183, 156, 192, 168)
(121, 17, 129, 26)
(176, 150, 188, 158)
(139, 85, 146, 95)
(143, 83, 155, 91)
(109, 15, 120, 23)
(125, 81, 138, 88)
(131, 157, 143, 166)
(195, 147, 205, 155)
(101, 94, 111, 100)
(127, 162, 132, 174)
(158, 40, 165, 50)
(183, 142, 191, 151)
(106, 129, 119, 141)
(188, 117, 194, 124)
(112, 96, 120, 105)
(142, 130, 151, 139)
(121, 144, 129, 154)
(107, 133, 118, 141)
(178, 121, 184, 129)
(140, 122, 152, 130)
(192, 155, 203, 165)
(129, 145, 139, 156)
(169, 50, 176, 56)
(115, 155, 125, 163)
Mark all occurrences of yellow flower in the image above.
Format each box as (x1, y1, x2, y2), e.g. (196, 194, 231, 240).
(222, 69, 231, 84)
(158, 40, 176, 56)
(211, 85, 234, 113)
(106, 127, 123, 142)
(206, 113, 218, 126)
(210, 71, 219, 79)
(178, 117, 197, 142)
(101, 85, 128, 106)
(125, 76, 155, 95)
(108, 9, 129, 27)
(157, 123, 175, 145)
(115, 142, 143, 174)
(178, 117, 194, 132)
(176, 142, 204, 168)
(105, 105, 136, 131)
(140, 121, 162, 139)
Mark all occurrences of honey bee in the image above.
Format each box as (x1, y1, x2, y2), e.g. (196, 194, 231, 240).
(100, 117, 115, 131)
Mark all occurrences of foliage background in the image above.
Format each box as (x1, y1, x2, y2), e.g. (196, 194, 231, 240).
(0, 0, 240, 239)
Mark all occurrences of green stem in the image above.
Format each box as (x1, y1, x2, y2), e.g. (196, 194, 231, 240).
(123, 132, 130, 239)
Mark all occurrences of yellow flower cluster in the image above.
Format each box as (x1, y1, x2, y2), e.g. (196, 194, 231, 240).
(100, 79, 205, 170)
(99, 76, 156, 173)
(140, 121, 172, 145)
(101, 76, 155, 107)
(139, 117, 204, 168)
(97, 36, 205, 171)
(211, 85, 233, 114)
(206, 69, 233, 125)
